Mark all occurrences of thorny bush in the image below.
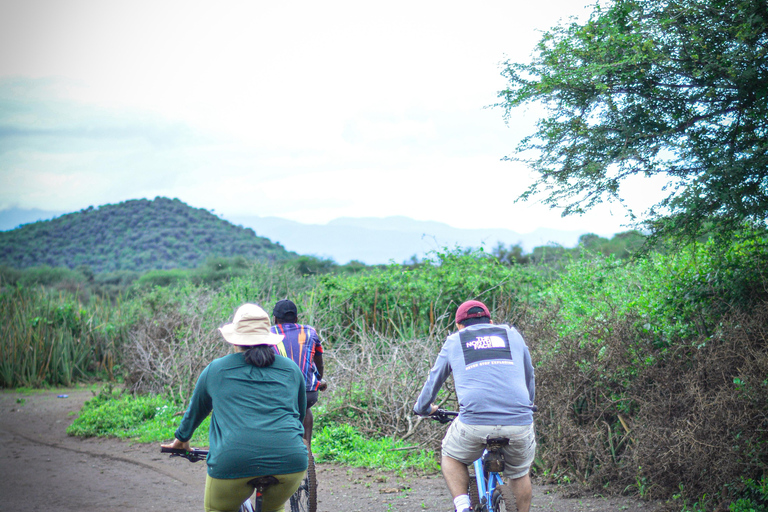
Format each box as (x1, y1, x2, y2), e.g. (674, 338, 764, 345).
(124, 289, 226, 403)
(527, 301, 768, 502)
(317, 331, 456, 456)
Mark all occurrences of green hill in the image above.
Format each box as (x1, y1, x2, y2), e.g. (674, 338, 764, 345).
(0, 197, 296, 272)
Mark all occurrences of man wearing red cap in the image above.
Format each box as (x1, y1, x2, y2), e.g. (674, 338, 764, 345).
(414, 300, 536, 512)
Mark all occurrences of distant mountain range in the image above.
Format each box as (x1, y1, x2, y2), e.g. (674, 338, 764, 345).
(1, 203, 607, 266)
(226, 215, 597, 264)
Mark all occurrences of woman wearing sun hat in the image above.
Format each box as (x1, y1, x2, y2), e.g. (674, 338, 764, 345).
(161, 303, 308, 512)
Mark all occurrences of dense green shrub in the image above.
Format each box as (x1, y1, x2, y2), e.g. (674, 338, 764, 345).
(729, 476, 768, 512)
(314, 248, 544, 343)
(136, 269, 190, 288)
(523, 233, 768, 503)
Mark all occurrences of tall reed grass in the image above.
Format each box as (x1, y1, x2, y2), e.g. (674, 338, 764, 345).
(0, 286, 126, 387)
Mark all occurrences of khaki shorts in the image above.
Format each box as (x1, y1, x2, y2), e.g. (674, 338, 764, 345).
(441, 418, 536, 480)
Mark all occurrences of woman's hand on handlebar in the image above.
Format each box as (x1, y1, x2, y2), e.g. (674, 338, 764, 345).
(428, 403, 439, 415)
(161, 438, 190, 452)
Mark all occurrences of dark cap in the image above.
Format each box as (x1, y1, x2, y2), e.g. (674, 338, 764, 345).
(455, 300, 491, 324)
(273, 299, 298, 319)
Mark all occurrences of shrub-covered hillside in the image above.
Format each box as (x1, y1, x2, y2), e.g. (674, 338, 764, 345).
(0, 197, 296, 272)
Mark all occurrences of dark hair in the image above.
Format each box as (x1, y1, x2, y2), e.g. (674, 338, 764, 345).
(461, 316, 491, 326)
(275, 314, 298, 324)
(242, 345, 276, 367)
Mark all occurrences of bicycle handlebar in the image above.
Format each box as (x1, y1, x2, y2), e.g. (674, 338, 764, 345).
(160, 446, 209, 463)
(420, 405, 537, 424)
(425, 409, 459, 424)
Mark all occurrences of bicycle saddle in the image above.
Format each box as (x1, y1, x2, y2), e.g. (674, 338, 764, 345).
(485, 437, 510, 447)
(247, 476, 280, 488)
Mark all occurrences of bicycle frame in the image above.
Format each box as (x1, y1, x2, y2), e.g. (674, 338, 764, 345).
(470, 453, 505, 512)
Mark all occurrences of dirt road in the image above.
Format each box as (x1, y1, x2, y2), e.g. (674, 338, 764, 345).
(0, 388, 660, 511)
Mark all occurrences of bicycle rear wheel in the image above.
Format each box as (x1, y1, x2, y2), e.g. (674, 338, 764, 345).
(491, 484, 517, 512)
(468, 478, 482, 512)
(289, 451, 317, 512)
(238, 498, 256, 512)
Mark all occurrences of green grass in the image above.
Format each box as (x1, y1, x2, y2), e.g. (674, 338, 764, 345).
(66, 388, 209, 444)
(66, 391, 439, 473)
(313, 423, 440, 474)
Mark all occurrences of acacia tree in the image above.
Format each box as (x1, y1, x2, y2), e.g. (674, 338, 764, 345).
(499, 0, 768, 238)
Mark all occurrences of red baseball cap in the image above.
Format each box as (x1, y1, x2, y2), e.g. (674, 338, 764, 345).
(455, 300, 491, 324)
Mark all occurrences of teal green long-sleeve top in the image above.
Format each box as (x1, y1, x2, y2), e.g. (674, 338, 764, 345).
(175, 352, 308, 479)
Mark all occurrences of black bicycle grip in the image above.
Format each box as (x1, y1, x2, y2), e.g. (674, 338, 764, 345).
(160, 447, 187, 454)
(160, 446, 208, 462)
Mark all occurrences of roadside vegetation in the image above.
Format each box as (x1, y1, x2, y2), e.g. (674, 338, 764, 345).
(2, 226, 766, 511)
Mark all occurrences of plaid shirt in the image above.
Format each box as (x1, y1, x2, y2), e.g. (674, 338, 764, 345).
(270, 323, 324, 391)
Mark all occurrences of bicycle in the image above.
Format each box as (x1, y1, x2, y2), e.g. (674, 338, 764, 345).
(160, 447, 317, 512)
(427, 409, 518, 512)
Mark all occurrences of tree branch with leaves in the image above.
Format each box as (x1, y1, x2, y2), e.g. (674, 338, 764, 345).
(498, 0, 768, 239)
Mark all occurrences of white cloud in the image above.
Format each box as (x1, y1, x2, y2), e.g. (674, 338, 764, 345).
(0, 0, 658, 236)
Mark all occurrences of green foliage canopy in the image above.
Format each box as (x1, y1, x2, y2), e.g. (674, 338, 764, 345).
(499, 0, 768, 238)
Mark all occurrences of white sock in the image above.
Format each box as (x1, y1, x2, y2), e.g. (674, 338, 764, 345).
(454, 494, 471, 512)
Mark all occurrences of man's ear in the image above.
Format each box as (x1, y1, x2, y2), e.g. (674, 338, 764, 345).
(456, 322, 464, 330)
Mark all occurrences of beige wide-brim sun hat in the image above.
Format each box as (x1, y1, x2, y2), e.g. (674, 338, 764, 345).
(219, 303, 284, 346)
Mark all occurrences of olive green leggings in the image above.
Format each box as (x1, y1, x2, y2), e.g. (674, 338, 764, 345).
(204, 470, 306, 512)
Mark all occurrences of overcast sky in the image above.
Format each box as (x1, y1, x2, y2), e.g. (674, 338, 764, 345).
(0, 0, 666, 235)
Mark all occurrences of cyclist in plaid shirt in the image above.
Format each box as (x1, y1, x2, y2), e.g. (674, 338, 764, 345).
(270, 299, 325, 451)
